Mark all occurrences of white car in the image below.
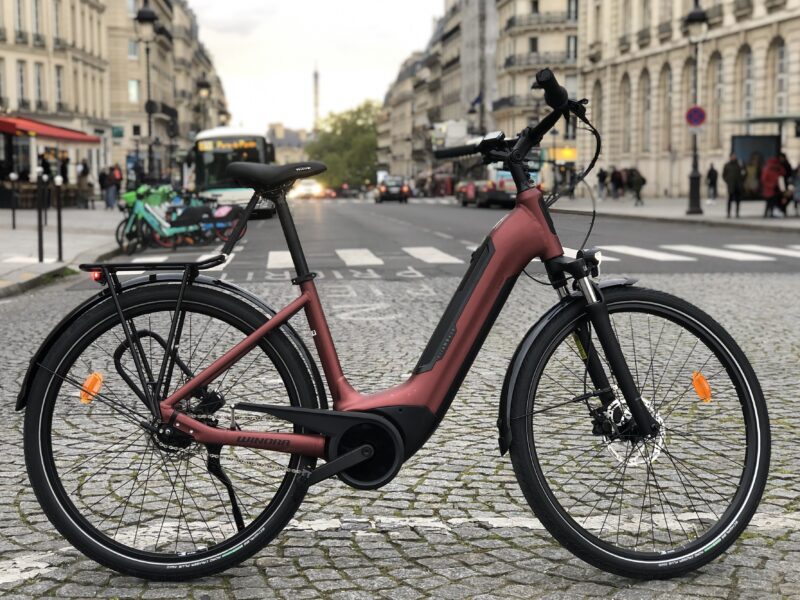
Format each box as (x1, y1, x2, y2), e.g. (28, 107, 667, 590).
(288, 178, 324, 199)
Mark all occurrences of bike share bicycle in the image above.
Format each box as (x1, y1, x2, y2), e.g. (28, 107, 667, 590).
(19, 70, 770, 581)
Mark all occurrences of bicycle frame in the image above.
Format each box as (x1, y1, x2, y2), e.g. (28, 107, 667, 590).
(158, 185, 565, 459)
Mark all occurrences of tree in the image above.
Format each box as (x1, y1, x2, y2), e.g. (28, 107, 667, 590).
(305, 101, 379, 189)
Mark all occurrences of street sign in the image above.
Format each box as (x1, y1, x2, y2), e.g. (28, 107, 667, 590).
(686, 105, 706, 127)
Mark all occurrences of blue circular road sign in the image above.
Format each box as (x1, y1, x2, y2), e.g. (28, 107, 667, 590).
(686, 106, 706, 127)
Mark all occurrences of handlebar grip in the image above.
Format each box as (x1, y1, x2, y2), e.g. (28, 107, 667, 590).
(535, 69, 569, 110)
(434, 144, 479, 159)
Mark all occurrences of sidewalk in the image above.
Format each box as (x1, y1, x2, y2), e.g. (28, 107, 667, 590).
(0, 207, 121, 298)
(552, 194, 800, 231)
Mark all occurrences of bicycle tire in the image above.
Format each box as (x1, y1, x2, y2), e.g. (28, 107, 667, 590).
(24, 284, 320, 580)
(508, 286, 770, 578)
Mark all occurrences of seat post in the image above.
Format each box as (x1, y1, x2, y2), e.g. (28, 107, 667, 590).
(274, 192, 311, 279)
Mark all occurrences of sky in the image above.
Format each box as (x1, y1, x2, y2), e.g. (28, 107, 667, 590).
(190, 1, 445, 132)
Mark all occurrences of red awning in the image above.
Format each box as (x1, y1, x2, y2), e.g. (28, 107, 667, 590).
(0, 116, 101, 144)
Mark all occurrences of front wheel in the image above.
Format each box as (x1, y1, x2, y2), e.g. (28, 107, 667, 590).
(508, 286, 770, 578)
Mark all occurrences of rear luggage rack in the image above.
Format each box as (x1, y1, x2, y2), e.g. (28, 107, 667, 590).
(79, 254, 227, 274)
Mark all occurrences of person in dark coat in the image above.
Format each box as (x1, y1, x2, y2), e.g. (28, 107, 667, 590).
(706, 164, 718, 205)
(722, 153, 744, 218)
(761, 156, 786, 218)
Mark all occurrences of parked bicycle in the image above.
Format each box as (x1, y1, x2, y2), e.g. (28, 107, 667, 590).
(116, 185, 247, 253)
(19, 69, 769, 581)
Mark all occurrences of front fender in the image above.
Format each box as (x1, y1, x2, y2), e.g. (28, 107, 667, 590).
(497, 278, 636, 455)
(16, 274, 327, 411)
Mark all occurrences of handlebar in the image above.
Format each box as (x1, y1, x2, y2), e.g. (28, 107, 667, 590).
(433, 144, 480, 160)
(533, 68, 569, 111)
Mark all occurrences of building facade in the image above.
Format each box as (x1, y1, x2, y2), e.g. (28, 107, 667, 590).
(0, 0, 111, 180)
(268, 122, 308, 165)
(578, 0, 800, 197)
(493, 0, 579, 179)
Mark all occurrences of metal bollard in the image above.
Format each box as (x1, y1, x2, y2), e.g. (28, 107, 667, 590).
(36, 172, 45, 263)
(55, 175, 64, 262)
(9, 172, 19, 230)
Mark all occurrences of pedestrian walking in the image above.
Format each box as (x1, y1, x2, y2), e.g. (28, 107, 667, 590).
(99, 168, 111, 210)
(597, 168, 607, 200)
(722, 153, 744, 218)
(77, 158, 92, 209)
(59, 157, 69, 185)
(706, 164, 718, 205)
(610, 167, 622, 199)
(761, 156, 786, 218)
(630, 168, 646, 206)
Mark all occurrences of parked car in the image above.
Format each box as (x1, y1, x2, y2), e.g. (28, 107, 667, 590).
(376, 177, 410, 203)
(475, 168, 516, 208)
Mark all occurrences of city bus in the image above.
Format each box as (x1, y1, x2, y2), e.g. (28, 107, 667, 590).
(191, 127, 276, 215)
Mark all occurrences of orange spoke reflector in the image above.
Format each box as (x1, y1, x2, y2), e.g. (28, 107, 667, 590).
(80, 372, 104, 405)
(692, 371, 712, 403)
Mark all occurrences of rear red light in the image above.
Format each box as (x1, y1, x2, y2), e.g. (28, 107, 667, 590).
(498, 180, 505, 190)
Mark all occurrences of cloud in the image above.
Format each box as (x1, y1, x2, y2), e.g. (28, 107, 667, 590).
(191, 0, 277, 35)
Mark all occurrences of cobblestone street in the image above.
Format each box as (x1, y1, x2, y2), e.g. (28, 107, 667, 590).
(2, 271, 798, 599)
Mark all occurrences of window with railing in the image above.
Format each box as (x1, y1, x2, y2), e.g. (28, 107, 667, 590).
(531, 1, 539, 14)
(128, 79, 140, 104)
(660, 65, 672, 151)
(773, 40, 787, 115)
(55, 65, 63, 104)
(34, 62, 43, 104)
(641, 0, 651, 27)
(567, 35, 577, 59)
(128, 39, 139, 59)
(641, 72, 651, 152)
(53, 0, 60, 38)
(17, 60, 26, 102)
(15, 0, 24, 31)
(32, 0, 40, 34)
(740, 48, 753, 119)
(709, 55, 723, 148)
(620, 75, 631, 153)
(567, 0, 578, 20)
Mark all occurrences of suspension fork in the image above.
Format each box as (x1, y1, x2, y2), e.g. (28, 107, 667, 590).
(573, 278, 660, 437)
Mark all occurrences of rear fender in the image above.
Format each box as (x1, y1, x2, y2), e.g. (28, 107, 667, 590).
(16, 274, 327, 411)
(497, 278, 636, 455)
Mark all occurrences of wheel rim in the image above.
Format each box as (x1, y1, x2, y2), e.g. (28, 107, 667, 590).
(36, 296, 309, 565)
(523, 299, 760, 560)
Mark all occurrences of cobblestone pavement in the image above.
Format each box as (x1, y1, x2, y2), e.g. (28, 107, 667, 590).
(1, 272, 798, 599)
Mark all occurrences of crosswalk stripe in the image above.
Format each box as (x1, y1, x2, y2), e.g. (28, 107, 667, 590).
(660, 245, 775, 261)
(267, 251, 294, 269)
(335, 248, 384, 266)
(562, 247, 619, 262)
(791, 245, 800, 251)
(597, 245, 696, 262)
(402, 246, 464, 264)
(726, 245, 800, 259)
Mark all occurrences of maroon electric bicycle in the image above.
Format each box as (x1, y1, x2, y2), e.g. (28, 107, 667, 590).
(20, 70, 769, 581)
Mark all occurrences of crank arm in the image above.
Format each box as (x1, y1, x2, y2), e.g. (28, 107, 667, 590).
(305, 444, 373, 487)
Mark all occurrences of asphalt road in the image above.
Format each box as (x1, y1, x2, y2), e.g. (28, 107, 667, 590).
(79, 197, 800, 288)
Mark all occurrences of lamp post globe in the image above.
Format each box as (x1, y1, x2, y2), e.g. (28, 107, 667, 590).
(134, 1, 158, 43)
(135, 0, 159, 181)
(683, 1, 708, 215)
(8, 172, 18, 182)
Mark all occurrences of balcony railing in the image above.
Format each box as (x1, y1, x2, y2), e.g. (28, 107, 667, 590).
(637, 27, 651, 47)
(56, 101, 70, 113)
(33, 33, 45, 47)
(0, 97, 7, 109)
(734, 0, 753, 18)
(505, 12, 577, 30)
(15, 30, 28, 44)
(503, 52, 575, 70)
(657, 21, 672, 41)
(443, 91, 461, 106)
(706, 4, 723, 26)
(36, 99, 48, 111)
(18, 98, 31, 110)
(53, 36, 67, 50)
(492, 95, 538, 112)
(765, 0, 786, 10)
(618, 34, 630, 53)
(0, 27, 6, 42)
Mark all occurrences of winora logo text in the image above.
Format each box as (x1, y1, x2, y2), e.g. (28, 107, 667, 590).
(237, 436, 291, 447)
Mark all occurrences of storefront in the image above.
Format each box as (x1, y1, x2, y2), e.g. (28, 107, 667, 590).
(0, 116, 101, 183)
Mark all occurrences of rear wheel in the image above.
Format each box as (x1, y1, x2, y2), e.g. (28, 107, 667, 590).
(24, 285, 320, 580)
(509, 287, 770, 578)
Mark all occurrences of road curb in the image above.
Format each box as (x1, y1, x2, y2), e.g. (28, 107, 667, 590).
(551, 207, 800, 233)
(0, 243, 121, 300)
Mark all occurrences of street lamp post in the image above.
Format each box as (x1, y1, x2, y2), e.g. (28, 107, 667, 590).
(135, 1, 158, 181)
(197, 73, 212, 131)
(684, 1, 708, 215)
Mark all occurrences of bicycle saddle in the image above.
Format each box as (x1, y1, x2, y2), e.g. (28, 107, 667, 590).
(227, 161, 327, 192)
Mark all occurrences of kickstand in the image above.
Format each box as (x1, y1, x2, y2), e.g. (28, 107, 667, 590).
(205, 444, 245, 531)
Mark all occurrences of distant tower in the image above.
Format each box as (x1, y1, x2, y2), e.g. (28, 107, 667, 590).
(313, 66, 320, 132)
